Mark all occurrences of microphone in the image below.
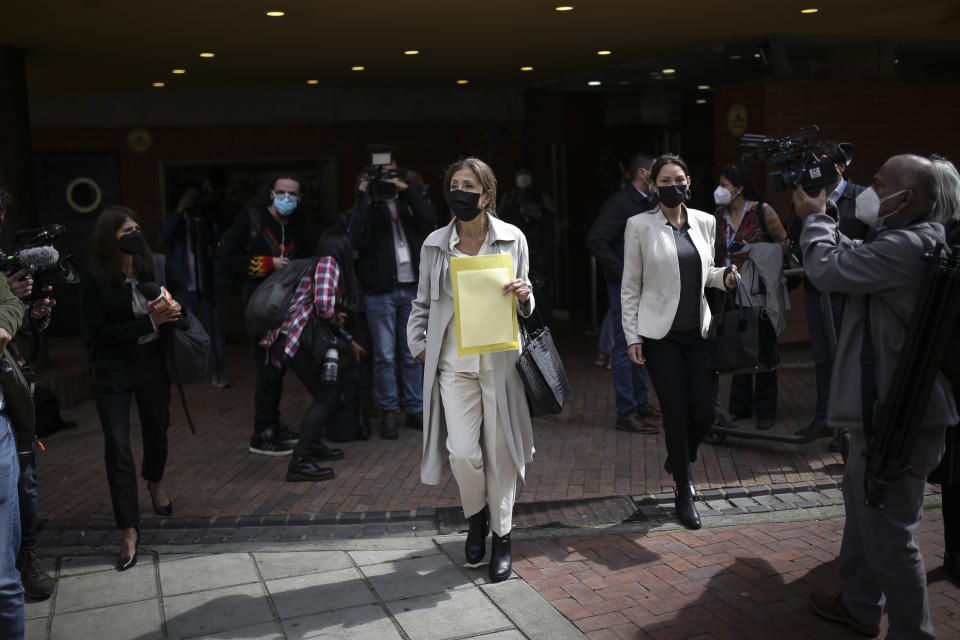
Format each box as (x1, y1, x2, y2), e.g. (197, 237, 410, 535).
(10, 246, 60, 272)
(14, 224, 65, 243)
(137, 281, 174, 312)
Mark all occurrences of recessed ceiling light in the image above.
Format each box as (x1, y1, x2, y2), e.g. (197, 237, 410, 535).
(753, 53, 761, 58)
(800, 8, 819, 13)
(404, 50, 420, 55)
(697, 84, 711, 90)
(306, 79, 319, 85)
(555, 5, 574, 11)
(618, 80, 631, 85)
(894, 58, 900, 64)
(729, 54, 743, 60)
(588, 80, 601, 86)
(662, 68, 676, 75)
(696, 99, 707, 104)
(265, 10, 285, 17)
(597, 50, 612, 56)
(171, 69, 186, 74)
(456, 79, 469, 85)
(152, 82, 165, 87)
(199, 52, 215, 58)
(520, 66, 534, 71)
(351, 66, 365, 71)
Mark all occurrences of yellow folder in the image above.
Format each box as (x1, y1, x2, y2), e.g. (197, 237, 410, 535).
(450, 253, 519, 356)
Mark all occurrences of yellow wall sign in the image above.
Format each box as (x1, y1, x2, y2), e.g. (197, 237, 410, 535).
(726, 104, 749, 137)
(127, 128, 152, 153)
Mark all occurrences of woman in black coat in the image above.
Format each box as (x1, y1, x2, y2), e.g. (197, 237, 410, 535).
(80, 206, 184, 571)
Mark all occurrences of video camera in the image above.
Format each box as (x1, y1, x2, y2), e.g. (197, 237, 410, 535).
(363, 144, 408, 202)
(740, 125, 839, 193)
(1, 223, 80, 297)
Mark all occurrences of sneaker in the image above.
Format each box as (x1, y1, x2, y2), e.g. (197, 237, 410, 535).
(211, 373, 231, 389)
(16, 546, 54, 601)
(274, 425, 300, 445)
(593, 353, 607, 368)
(808, 592, 880, 637)
(249, 429, 294, 456)
(794, 418, 833, 440)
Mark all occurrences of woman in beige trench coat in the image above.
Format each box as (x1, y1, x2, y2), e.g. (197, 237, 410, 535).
(407, 157, 535, 582)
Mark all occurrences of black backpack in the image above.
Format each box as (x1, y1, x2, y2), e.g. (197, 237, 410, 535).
(244, 258, 318, 340)
(216, 207, 262, 297)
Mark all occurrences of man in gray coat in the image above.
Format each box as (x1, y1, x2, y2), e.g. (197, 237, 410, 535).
(794, 154, 957, 639)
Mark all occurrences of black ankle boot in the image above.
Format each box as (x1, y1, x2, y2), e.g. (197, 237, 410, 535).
(465, 507, 489, 564)
(675, 483, 701, 529)
(489, 531, 512, 582)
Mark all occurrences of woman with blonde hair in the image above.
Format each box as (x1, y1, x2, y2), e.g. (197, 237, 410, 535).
(408, 157, 534, 582)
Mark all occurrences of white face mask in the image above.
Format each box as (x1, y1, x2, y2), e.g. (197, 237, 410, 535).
(713, 185, 732, 206)
(854, 187, 906, 228)
(515, 174, 532, 189)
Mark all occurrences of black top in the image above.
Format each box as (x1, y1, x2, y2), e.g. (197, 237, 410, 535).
(586, 186, 658, 284)
(348, 187, 436, 295)
(220, 206, 306, 301)
(669, 220, 702, 332)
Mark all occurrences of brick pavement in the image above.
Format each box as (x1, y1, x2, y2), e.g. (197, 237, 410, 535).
(513, 510, 960, 639)
(37, 338, 840, 525)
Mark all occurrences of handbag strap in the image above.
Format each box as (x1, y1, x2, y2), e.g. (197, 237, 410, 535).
(517, 305, 545, 347)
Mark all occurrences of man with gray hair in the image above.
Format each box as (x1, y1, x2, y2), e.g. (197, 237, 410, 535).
(793, 154, 956, 639)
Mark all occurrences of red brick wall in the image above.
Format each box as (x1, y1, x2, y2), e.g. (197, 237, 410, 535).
(714, 80, 960, 342)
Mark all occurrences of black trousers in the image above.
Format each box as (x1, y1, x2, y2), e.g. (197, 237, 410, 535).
(644, 330, 718, 483)
(285, 345, 338, 458)
(729, 370, 778, 421)
(95, 366, 170, 530)
(254, 343, 287, 435)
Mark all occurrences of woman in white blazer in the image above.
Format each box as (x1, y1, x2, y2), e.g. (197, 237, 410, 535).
(621, 154, 737, 529)
(407, 157, 534, 583)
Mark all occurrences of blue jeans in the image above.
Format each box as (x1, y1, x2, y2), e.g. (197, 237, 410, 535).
(607, 283, 649, 418)
(0, 416, 24, 639)
(366, 286, 423, 413)
(16, 445, 37, 548)
(804, 283, 845, 421)
(597, 308, 615, 357)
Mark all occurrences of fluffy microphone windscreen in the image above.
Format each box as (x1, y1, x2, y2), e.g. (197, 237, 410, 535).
(137, 281, 163, 300)
(15, 246, 59, 270)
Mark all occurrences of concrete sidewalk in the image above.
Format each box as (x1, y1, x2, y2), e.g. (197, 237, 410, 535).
(24, 536, 584, 640)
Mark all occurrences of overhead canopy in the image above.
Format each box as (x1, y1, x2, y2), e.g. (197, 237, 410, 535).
(1, 0, 958, 94)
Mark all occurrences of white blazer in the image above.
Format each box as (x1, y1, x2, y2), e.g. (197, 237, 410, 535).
(621, 205, 727, 345)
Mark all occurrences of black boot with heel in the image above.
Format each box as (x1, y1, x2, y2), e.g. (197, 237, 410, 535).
(489, 531, 512, 582)
(465, 507, 489, 564)
(674, 466, 701, 530)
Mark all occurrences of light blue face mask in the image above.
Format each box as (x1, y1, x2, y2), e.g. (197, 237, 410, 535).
(273, 192, 298, 216)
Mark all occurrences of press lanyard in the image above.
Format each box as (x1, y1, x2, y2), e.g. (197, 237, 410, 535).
(725, 201, 750, 250)
(389, 202, 405, 247)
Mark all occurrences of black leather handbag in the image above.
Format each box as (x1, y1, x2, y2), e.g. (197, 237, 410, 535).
(707, 279, 780, 375)
(515, 314, 571, 417)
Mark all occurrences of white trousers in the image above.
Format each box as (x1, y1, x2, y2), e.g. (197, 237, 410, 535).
(439, 369, 517, 536)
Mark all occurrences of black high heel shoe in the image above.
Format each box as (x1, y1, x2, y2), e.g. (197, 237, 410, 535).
(149, 485, 173, 517)
(117, 527, 139, 571)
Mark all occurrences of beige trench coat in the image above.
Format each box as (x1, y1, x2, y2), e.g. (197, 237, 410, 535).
(407, 215, 536, 485)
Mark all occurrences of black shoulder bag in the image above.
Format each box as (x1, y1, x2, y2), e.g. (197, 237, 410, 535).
(706, 274, 780, 375)
(515, 310, 571, 417)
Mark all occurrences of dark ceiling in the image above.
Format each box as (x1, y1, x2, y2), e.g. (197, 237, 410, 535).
(1, 0, 959, 94)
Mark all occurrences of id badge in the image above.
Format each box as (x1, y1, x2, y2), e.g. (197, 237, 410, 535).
(396, 242, 411, 265)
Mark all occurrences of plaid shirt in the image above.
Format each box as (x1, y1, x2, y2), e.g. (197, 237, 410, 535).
(259, 256, 339, 362)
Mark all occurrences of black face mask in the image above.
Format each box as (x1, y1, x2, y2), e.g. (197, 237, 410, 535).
(657, 185, 687, 209)
(447, 190, 483, 222)
(116, 230, 146, 255)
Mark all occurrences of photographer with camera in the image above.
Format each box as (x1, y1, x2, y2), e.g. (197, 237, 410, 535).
(221, 175, 307, 455)
(0, 188, 58, 604)
(796, 155, 955, 639)
(160, 183, 229, 389)
(348, 146, 435, 439)
(0, 189, 31, 639)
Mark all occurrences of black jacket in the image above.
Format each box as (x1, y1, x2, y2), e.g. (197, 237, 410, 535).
(348, 187, 436, 295)
(221, 206, 306, 302)
(586, 186, 657, 284)
(80, 256, 185, 391)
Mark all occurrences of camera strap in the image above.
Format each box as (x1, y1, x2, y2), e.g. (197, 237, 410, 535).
(860, 296, 877, 438)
